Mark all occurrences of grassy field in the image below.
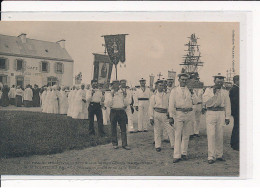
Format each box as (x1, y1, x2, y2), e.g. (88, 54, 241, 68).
(0, 111, 111, 158)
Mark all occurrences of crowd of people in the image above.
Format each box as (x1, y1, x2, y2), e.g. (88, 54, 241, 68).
(0, 84, 41, 108)
(0, 73, 239, 164)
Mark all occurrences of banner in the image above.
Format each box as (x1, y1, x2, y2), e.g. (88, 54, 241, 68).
(149, 75, 155, 89)
(75, 72, 82, 85)
(168, 70, 176, 86)
(104, 34, 126, 65)
(93, 54, 113, 85)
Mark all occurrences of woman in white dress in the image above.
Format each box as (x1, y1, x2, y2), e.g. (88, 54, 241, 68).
(73, 84, 88, 119)
(71, 85, 81, 119)
(59, 86, 68, 114)
(46, 86, 53, 113)
(51, 85, 59, 114)
(41, 87, 47, 112)
(67, 86, 76, 117)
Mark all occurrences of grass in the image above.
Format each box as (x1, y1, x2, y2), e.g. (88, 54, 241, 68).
(0, 111, 112, 158)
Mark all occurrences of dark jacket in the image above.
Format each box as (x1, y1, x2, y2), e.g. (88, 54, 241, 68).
(229, 84, 239, 117)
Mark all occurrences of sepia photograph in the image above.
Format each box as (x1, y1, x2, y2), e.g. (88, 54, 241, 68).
(0, 21, 240, 177)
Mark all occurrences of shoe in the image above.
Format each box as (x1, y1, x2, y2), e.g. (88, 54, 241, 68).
(173, 158, 181, 163)
(216, 157, 226, 162)
(163, 139, 170, 143)
(113, 145, 119, 149)
(194, 134, 200, 137)
(156, 148, 161, 152)
(181, 155, 188, 161)
(143, 130, 148, 132)
(122, 146, 131, 150)
(208, 160, 215, 164)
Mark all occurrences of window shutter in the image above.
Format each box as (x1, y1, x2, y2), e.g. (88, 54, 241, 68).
(5, 58, 9, 71)
(6, 76, 10, 87)
(39, 62, 42, 73)
(54, 62, 57, 74)
(13, 59, 17, 71)
(23, 60, 26, 72)
(47, 62, 50, 73)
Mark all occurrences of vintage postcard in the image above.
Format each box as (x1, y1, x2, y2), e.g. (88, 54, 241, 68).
(0, 17, 247, 179)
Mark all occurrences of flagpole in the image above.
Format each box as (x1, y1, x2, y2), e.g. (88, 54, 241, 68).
(115, 64, 118, 80)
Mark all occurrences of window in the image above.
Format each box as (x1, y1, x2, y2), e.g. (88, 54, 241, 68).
(0, 75, 7, 85)
(56, 62, 63, 74)
(16, 59, 23, 71)
(0, 58, 6, 70)
(41, 61, 48, 72)
(47, 77, 58, 86)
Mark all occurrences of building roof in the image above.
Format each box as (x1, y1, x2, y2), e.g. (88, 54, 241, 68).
(0, 34, 73, 62)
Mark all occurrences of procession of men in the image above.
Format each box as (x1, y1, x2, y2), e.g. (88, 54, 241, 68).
(8, 71, 236, 165)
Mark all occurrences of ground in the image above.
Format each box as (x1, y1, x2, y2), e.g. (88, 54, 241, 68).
(0, 106, 239, 176)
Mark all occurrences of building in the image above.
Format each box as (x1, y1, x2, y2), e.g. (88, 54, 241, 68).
(0, 33, 74, 88)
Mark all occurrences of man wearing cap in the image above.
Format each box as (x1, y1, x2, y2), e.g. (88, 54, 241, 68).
(229, 75, 239, 151)
(149, 80, 175, 152)
(120, 79, 135, 132)
(86, 80, 105, 136)
(169, 73, 198, 163)
(202, 73, 231, 164)
(104, 80, 131, 150)
(134, 78, 152, 132)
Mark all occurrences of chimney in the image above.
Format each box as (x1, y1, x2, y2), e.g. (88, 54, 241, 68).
(18, 33, 27, 43)
(57, 39, 65, 49)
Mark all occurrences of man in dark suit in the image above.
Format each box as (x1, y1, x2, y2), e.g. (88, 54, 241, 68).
(229, 75, 239, 151)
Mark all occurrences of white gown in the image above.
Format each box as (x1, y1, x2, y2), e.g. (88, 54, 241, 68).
(51, 90, 59, 114)
(46, 90, 53, 113)
(41, 91, 47, 112)
(72, 89, 88, 119)
(67, 90, 76, 117)
(59, 90, 68, 114)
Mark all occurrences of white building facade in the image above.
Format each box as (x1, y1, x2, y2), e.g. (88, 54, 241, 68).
(0, 33, 74, 88)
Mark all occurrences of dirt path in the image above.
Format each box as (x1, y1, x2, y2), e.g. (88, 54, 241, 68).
(0, 115, 239, 176)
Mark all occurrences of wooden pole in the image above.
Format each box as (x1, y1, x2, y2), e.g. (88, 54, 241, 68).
(115, 64, 118, 80)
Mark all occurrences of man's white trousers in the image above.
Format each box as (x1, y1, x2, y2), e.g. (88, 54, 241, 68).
(173, 111, 193, 159)
(206, 111, 225, 160)
(153, 111, 175, 148)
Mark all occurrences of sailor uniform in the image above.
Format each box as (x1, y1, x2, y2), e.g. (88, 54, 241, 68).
(134, 86, 152, 132)
(149, 90, 175, 149)
(169, 86, 198, 159)
(203, 87, 231, 160)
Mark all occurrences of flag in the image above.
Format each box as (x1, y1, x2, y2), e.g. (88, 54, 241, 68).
(75, 72, 82, 85)
(93, 53, 113, 85)
(104, 34, 126, 65)
(149, 75, 155, 89)
(168, 71, 176, 86)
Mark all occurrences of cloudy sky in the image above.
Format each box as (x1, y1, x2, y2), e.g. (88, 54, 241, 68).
(0, 21, 239, 86)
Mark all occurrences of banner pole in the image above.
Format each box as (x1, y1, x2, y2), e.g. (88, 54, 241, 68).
(115, 64, 118, 80)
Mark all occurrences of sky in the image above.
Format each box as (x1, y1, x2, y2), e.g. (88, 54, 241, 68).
(0, 21, 239, 86)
